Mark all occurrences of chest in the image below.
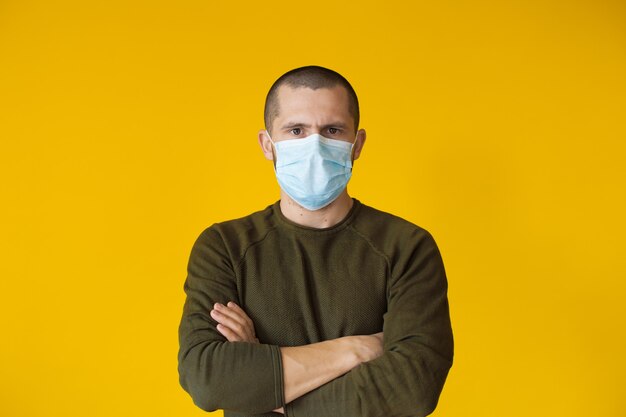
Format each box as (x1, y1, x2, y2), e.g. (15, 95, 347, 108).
(235, 232, 388, 345)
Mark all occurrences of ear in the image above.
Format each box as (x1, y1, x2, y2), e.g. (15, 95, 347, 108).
(258, 129, 274, 161)
(352, 128, 367, 161)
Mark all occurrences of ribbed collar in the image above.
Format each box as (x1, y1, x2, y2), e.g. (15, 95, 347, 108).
(272, 198, 362, 234)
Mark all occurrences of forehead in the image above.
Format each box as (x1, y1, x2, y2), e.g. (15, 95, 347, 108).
(274, 85, 353, 124)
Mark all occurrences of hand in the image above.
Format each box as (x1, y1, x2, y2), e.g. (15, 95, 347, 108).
(210, 301, 259, 343)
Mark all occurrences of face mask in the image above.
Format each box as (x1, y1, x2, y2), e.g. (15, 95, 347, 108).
(268, 132, 357, 211)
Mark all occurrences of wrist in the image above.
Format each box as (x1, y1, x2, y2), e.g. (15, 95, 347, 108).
(340, 333, 383, 366)
(338, 335, 364, 368)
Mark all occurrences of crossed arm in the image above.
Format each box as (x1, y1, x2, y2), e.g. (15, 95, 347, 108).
(210, 301, 384, 414)
(180, 227, 453, 416)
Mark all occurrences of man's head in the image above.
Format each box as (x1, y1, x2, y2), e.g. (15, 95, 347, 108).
(263, 65, 360, 137)
(257, 65, 367, 212)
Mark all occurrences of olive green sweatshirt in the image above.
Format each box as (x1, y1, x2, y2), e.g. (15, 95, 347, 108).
(177, 198, 453, 417)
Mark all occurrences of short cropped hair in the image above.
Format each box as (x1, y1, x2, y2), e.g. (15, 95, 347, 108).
(264, 65, 360, 135)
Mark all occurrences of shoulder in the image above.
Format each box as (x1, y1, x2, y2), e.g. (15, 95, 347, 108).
(352, 201, 446, 284)
(353, 201, 433, 240)
(193, 202, 279, 263)
(351, 201, 439, 257)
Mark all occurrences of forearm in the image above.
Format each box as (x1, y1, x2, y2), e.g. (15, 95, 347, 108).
(285, 340, 453, 417)
(281, 334, 382, 404)
(178, 338, 285, 413)
(209, 302, 383, 413)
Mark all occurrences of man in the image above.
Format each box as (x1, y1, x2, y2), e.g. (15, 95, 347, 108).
(177, 65, 454, 417)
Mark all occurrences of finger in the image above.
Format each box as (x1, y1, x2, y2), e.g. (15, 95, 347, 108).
(227, 301, 256, 337)
(214, 303, 256, 341)
(210, 309, 248, 339)
(214, 303, 250, 329)
(213, 312, 258, 344)
(211, 310, 249, 340)
(216, 323, 242, 342)
(212, 307, 258, 342)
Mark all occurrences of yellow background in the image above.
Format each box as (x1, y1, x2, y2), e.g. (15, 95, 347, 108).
(1, 0, 624, 416)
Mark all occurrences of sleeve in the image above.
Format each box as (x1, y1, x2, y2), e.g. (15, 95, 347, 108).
(284, 229, 454, 417)
(177, 226, 286, 414)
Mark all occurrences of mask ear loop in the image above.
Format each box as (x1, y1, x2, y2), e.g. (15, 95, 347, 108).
(266, 130, 278, 170)
(349, 132, 359, 166)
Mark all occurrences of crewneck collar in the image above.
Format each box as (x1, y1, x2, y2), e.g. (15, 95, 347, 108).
(273, 198, 362, 234)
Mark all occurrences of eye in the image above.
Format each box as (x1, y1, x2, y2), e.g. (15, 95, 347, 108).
(328, 127, 339, 135)
(290, 128, 302, 136)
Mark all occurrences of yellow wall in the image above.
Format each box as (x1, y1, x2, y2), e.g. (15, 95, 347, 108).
(1, 1, 624, 416)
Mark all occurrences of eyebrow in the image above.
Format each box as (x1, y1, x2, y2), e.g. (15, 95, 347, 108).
(281, 122, 310, 130)
(280, 121, 349, 130)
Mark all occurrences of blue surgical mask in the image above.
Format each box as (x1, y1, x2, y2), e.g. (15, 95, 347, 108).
(268, 132, 357, 211)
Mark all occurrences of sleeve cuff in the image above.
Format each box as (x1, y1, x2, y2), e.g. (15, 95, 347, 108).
(270, 344, 287, 413)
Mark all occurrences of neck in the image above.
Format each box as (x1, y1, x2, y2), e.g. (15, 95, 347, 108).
(279, 190, 354, 229)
